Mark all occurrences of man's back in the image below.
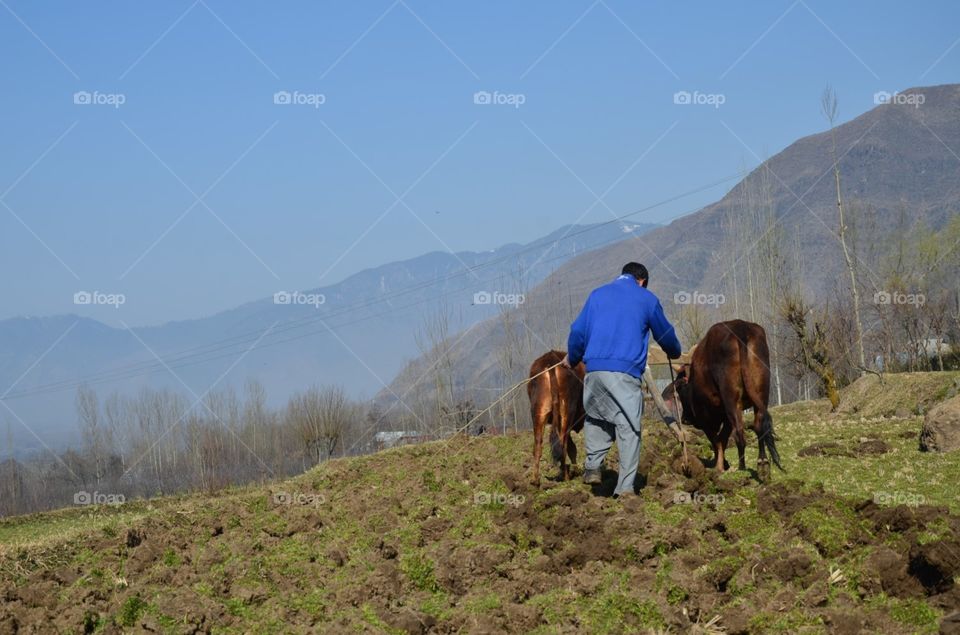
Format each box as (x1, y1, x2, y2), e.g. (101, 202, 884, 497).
(567, 275, 680, 377)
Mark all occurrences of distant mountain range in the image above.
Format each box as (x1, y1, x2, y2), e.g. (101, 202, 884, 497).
(382, 83, 960, 408)
(9, 82, 959, 455)
(0, 220, 657, 455)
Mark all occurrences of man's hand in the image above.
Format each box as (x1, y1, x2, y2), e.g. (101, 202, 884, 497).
(560, 355, 572, 369)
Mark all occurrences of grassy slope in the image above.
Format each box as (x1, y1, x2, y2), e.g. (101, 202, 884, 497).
(772, 370, 960, 515)
(1, 372, 959, 634)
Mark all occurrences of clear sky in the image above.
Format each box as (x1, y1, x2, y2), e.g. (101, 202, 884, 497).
(1, 0, 957, 326)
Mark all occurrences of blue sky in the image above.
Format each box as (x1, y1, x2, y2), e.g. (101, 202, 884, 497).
(1, 0, 957, 326)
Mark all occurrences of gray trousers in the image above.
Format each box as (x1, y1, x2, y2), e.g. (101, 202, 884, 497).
(583, 370, 643, 496)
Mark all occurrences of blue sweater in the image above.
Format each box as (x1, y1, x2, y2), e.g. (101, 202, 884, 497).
(567, 275, 682, 378)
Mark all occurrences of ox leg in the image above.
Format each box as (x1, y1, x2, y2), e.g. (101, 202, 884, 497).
(560, 423, 571, 481)
(531, 409, 546, 486)
(557, 391, 570, 481)
(753, 407, 771, 481)
(736, 434, 747, 471)
(721, 403, 747, 471)
(715, 422, 734, 472)
(561, 391, 582, 480)
(714, 440, 726, 474)
(566, 430, 578, 466)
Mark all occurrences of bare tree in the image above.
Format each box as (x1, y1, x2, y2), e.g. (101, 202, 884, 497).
(76, 384, 108, 485)
(675, 302, 711, 346)
(783, 296, 841, 410)
(415, 303, 462, 433)
(821, 86, 866, 374)
(289, 386, 353, 465)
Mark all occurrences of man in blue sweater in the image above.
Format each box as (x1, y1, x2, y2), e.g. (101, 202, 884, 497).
(563, 262, 682, 498)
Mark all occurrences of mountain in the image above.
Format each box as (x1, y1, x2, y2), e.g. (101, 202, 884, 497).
(382, 84, 960, 410)
(0, 221, 657, 455)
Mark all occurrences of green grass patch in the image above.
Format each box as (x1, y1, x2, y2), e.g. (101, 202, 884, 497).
(793, 505, 853, 556)
(401, 552, 440, 592)
(116, 595, 148, 628)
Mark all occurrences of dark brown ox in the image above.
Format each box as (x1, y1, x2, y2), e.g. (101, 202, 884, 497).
(662, 320, 782, 479)
(527, 350, 585, 486)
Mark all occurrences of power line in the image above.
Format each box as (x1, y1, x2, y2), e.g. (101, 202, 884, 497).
(2, 172, 740, 400)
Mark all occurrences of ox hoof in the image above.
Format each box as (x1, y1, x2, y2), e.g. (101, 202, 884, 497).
(757, 459, 771, 482)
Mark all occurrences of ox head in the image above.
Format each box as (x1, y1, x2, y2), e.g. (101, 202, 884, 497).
(661, 363, 692, 424)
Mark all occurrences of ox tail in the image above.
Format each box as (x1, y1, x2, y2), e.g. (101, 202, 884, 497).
(548, 367, 564, 465)
(549, 425, 563, 465)
(760, 412, 784, 471)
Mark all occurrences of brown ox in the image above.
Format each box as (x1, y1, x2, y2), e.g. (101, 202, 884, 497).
(527, 350, 585, 485)
(662, 320, 782, 479)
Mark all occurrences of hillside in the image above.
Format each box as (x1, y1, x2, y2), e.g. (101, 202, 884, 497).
(383, 83, 960, 408)
(2, 372, 959, 633)
(0, 221, 655, 454)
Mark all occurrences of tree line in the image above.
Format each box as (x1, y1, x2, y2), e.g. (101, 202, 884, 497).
(0, 382, 378, 517)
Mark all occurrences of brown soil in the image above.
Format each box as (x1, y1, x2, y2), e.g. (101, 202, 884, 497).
(0, 426, 956, 633)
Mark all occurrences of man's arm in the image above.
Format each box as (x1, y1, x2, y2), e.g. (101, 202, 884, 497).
(566, 297, 590, 366)
(649, 301, 682, 359)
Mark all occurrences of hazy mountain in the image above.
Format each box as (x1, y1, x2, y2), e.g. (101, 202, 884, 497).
(382, 84, 960, 408)
(0, 221, 656, 456)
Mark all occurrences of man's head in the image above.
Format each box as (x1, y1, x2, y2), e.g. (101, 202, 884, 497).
(621, 262, 649, 288)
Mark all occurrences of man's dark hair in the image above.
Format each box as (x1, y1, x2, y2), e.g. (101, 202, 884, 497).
(621, 262, 649, 287)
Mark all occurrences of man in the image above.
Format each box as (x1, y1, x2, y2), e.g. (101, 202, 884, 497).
(563, 262, 682, 498)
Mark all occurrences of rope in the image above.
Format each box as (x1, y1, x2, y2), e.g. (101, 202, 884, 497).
(452, 361, 565, 436)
